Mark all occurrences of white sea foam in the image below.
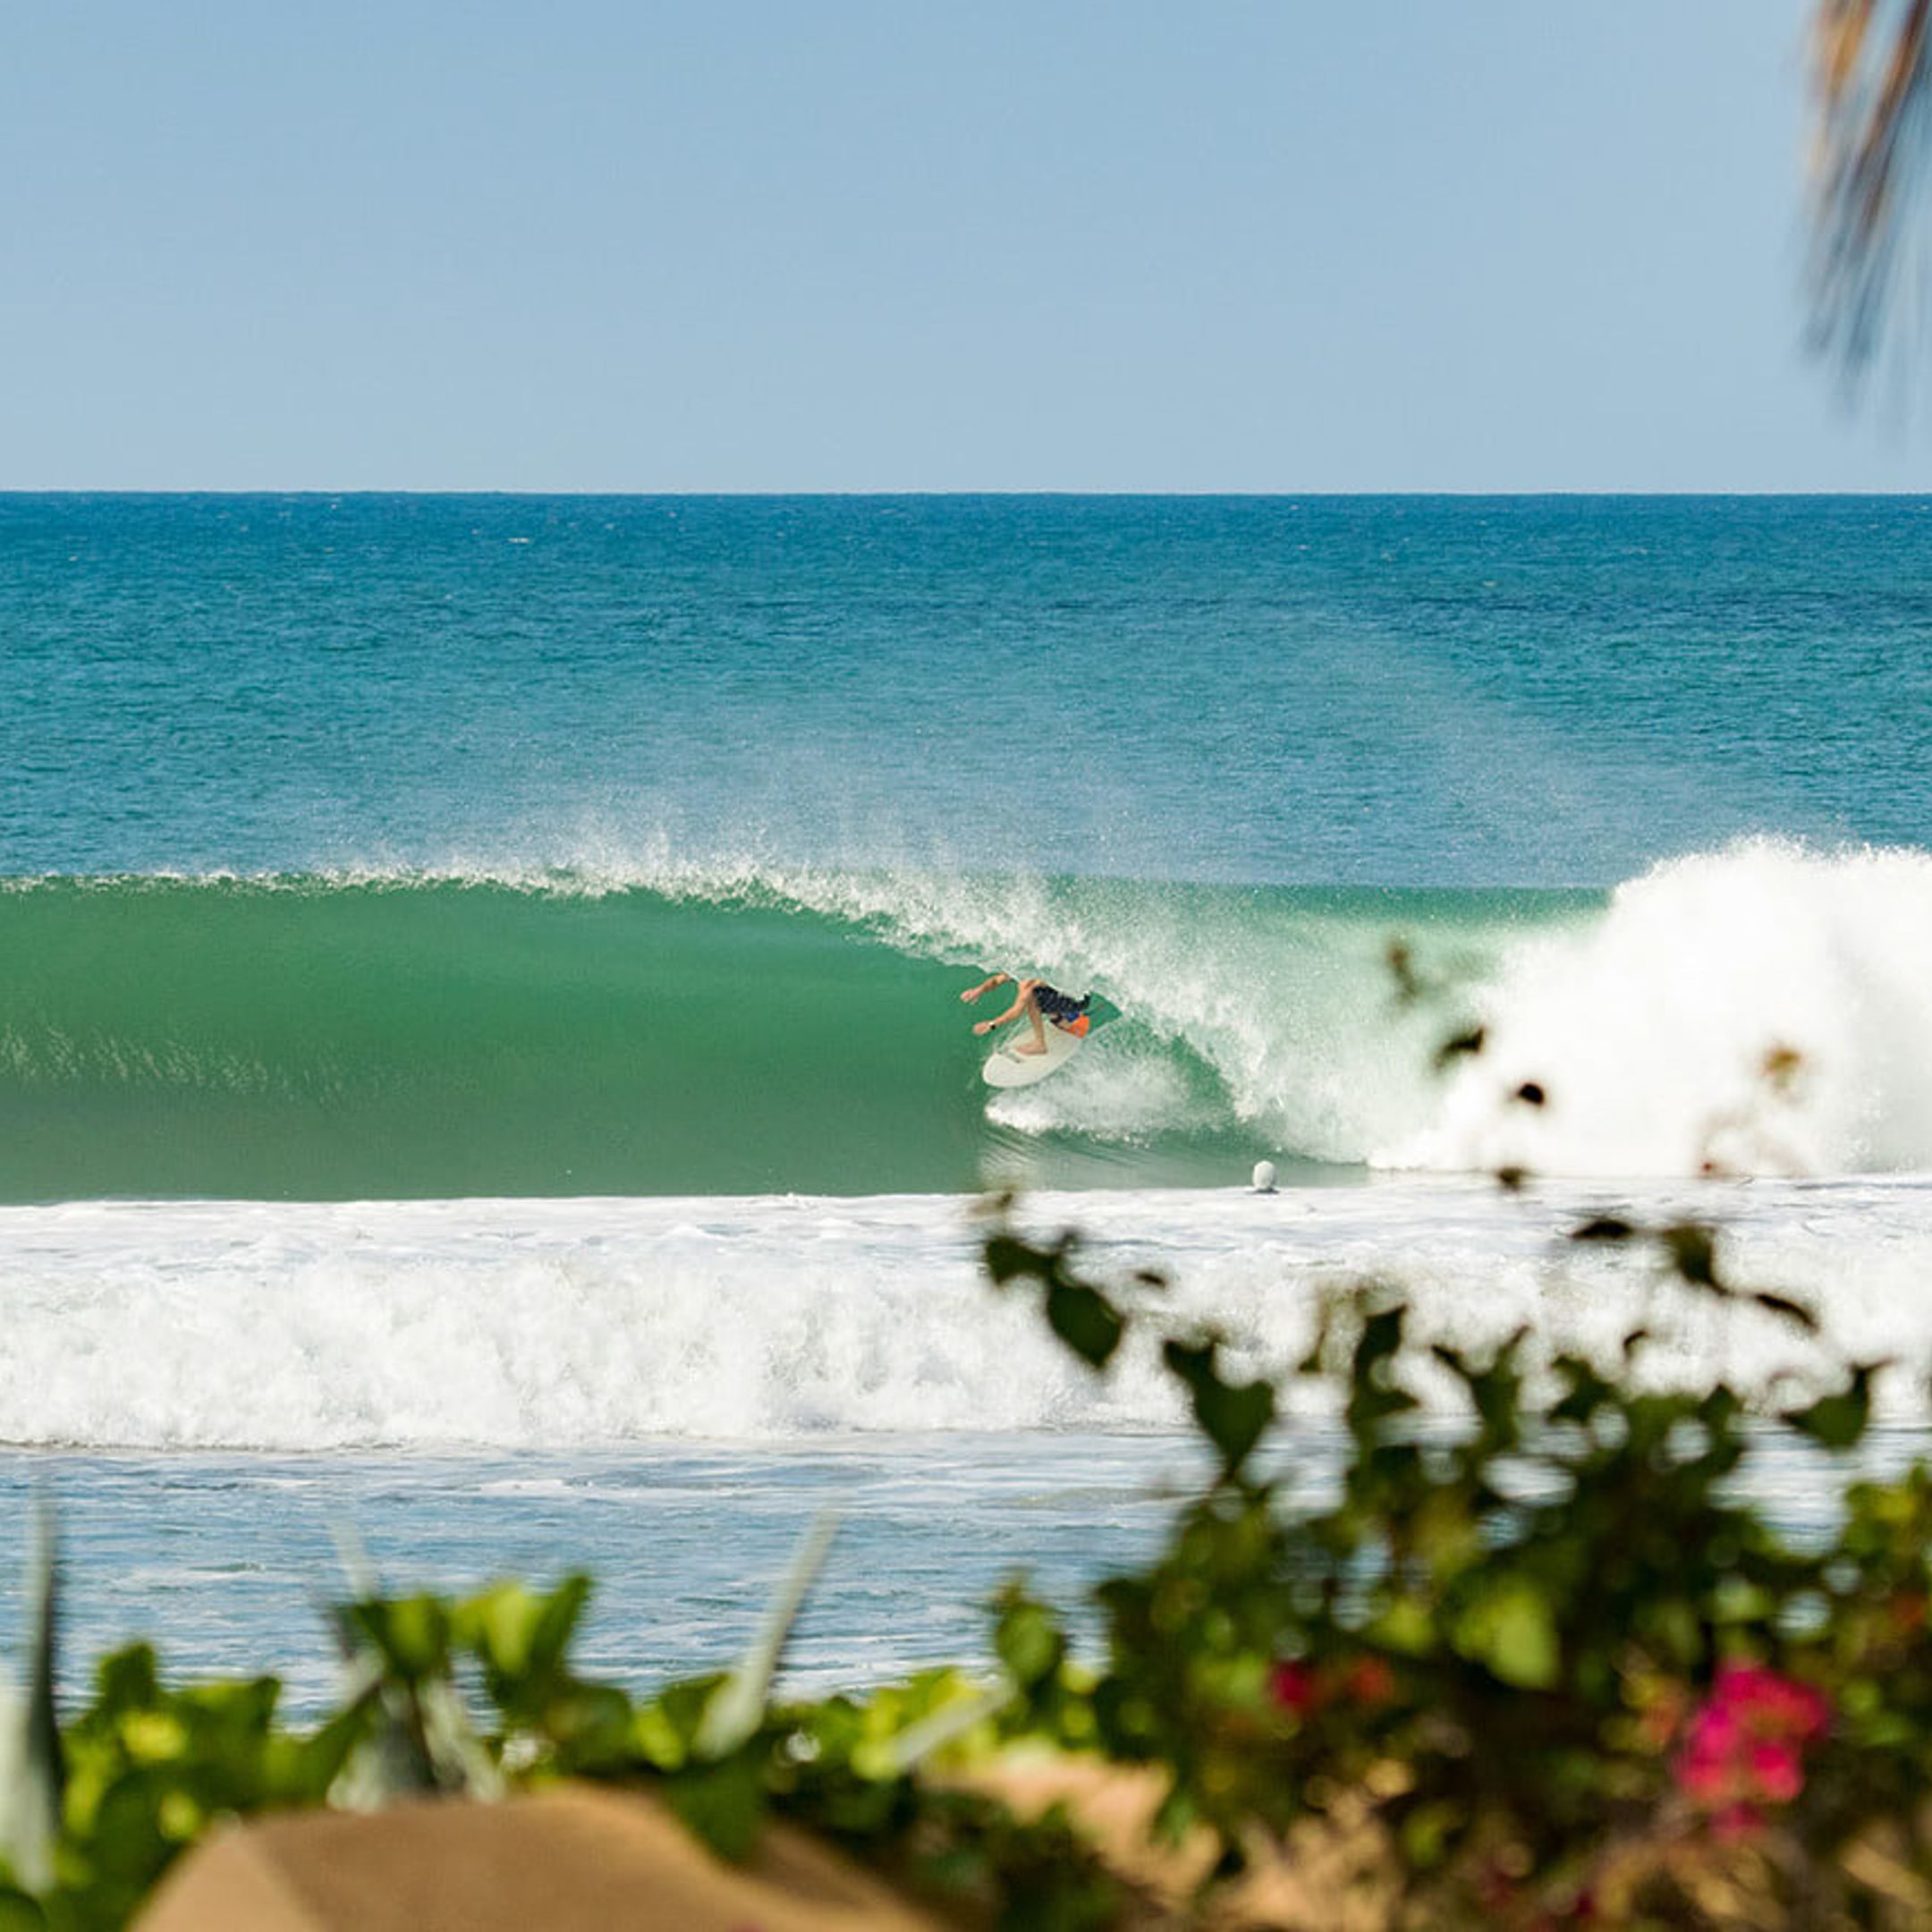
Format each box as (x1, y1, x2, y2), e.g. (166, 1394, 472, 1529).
(984, 1040, 1210, 1141)
(3, 1177, 1930, 1450)
(1385, 842, 1932, 1178)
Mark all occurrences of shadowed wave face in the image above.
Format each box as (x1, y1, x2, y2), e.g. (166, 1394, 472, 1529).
(0, 875, 990, 1199)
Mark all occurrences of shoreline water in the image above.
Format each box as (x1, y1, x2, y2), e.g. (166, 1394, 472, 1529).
(0, 1433, 1196, 1718)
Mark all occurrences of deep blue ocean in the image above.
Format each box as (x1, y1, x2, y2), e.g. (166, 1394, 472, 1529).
(7, 494, 1930, 886)
(5, 493, 1932, 1706)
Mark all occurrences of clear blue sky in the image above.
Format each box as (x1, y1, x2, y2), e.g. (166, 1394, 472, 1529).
(2, 0, 1921, 490)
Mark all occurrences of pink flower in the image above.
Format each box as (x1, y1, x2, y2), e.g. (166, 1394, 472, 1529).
(1270, 1653, 1397, 1719)
(1713, 1664, 1828, 1741)
(1270, 1660, 1318, 1716)
(1673, 1663, 1829, 1818)
(1746, 1740, 1803, 1803)
(1676, 1707, 1741, 1805)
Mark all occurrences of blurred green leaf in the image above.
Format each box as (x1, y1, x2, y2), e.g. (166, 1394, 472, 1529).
(1785, 1362, 1878, 1451)
(0, 1889, 42, 1932)
(1433, 1026, 1487, 1069)
(1044, 1278, 1125, 1370)
(347, 1596, 452, 1683)
(1752, 1290, 1820, 1333)
(696, 1513, 837, 1760)
(1161, 1339, 1274, 1476)
(1568, 1216, 1633, 1243)
(1660, 1222, 1721, 1290)
(993, 1590, 1066, 1694)
(0, 1503, 62, 1894)
(982, 1234, 1046, 1287)
(1453, 1580, 1559, 1690)
(666, 1750, 767, 1862)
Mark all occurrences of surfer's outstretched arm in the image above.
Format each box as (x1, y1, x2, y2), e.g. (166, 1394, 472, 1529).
(960, 973, 1012, 1004)
(973, 979, 1042, 1038)
(973, 992, 1024, 1035)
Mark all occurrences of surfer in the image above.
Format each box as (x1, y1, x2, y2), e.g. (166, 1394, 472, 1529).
(961, 972, 1092, 1056)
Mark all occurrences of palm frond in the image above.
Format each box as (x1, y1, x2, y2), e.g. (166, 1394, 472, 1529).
(1809, 0, 1932, 372)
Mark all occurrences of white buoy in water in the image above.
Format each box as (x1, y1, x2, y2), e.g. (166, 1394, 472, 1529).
(1250, 1159, 1277, 1194)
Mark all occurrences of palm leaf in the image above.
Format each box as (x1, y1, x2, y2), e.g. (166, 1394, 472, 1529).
(1809, 0, 1932, 371)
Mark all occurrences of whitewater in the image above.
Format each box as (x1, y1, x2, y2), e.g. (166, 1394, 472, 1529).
(9, 834, 1932, 1467)
(4, 1174, 1931, 1452)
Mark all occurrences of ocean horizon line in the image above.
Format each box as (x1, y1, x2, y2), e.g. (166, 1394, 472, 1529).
(4, 486, 1932, 502)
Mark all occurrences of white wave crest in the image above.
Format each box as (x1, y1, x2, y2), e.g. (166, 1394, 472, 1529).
(986, 1044, 1210, 1141)
(1386, 841, 1932, 1178)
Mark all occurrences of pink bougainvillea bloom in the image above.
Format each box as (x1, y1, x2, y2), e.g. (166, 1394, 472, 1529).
(1674, 1662, 1830, 1817)
(1746, 1740, 1803, 1803)
(1675, 1705, 1740, 1803)
(1269, 1660, 1318, 1716)
(1712, 1664, 1828, 1739)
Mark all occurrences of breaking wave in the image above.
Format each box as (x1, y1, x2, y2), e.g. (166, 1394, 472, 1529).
(0, 839, 1928, 1199)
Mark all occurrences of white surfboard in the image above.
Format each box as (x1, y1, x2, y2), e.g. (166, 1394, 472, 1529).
(982, 1021, 1085, 1089)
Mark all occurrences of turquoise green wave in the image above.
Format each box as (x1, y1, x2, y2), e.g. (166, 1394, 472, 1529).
(0, 874, 1585, 1200)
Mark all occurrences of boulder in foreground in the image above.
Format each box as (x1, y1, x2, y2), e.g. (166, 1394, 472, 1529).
(135, 1784, 951, 1932)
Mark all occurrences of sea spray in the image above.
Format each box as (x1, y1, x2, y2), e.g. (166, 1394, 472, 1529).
(1386, 841, 1932, 1178)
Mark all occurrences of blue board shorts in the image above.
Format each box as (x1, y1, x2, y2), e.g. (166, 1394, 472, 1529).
(1034, 984, 1090, 1026)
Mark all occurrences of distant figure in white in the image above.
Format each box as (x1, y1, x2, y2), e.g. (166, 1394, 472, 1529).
(961, 972, 1093, 1057)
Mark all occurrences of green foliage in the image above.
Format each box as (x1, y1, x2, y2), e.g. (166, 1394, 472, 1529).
(1160, 1337, 1274, 1476)
(986, 1205, 1932, 1928)
(50, 1645, 347, 1931)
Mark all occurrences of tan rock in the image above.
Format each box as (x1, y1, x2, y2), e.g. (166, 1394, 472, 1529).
(136, 1784, 952, 1932)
